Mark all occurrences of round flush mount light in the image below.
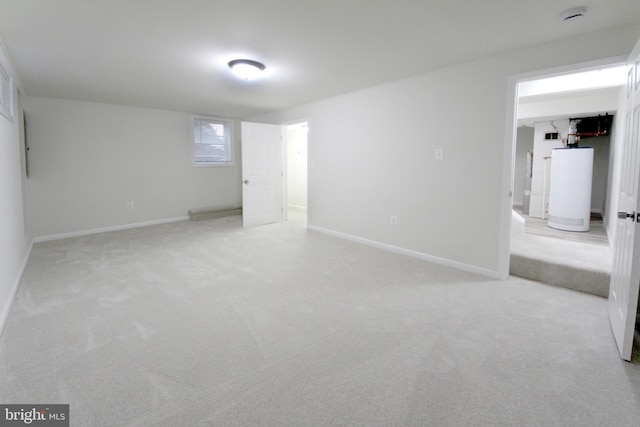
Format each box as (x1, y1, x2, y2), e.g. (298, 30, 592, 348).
(559, 6, 588, 22)
(228, 59, 266, 80)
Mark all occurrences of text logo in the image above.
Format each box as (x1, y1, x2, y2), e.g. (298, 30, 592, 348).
(0, 405, 68, 426)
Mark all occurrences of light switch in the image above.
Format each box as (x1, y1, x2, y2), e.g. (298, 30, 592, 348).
(434, 148, 444, 161)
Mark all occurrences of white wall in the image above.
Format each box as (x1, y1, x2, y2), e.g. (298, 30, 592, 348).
(0, 42, 30, 334)
(530, 120, 568, 218)
(25, 97, 242, 239)
(513, 126, 534, 208)
(589, 135, 611, 215)
(287, 125, 308, 209)
(250, 25, 640, 277)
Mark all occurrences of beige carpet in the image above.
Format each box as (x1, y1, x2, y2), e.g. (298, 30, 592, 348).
(510, 212, 612, 298)
(1, 211, 639, 426)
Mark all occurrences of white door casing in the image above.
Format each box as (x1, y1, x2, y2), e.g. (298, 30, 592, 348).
(241, 122, 283, 227)
(608, 38, 640, 362)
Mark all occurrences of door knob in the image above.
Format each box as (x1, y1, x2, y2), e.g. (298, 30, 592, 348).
(243, 179, 250, 185)
(618, 211, 639, 222)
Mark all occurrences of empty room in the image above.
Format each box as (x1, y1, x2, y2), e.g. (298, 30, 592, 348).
(2, 1, 640, 425)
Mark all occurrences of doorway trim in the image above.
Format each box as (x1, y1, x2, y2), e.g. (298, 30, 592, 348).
(498, 55, 628, 279)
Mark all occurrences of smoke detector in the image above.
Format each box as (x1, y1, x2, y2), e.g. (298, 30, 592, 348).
(559, 6, 588, 22)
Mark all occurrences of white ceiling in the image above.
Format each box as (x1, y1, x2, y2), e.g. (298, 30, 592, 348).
(518, 65, 628, 98)
(1, 0, 639, 118)
(517, 63, 626, 126)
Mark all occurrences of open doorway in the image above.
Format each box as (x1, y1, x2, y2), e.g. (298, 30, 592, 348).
(285, 122, 308, 225)
(509, 61, 627, 297)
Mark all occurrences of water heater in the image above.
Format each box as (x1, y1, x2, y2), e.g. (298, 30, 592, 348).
(547, 147, 594, 232)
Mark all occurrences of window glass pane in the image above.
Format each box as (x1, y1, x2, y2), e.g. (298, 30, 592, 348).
(0, 64, 12, 120)
(193, 118, 233, 165)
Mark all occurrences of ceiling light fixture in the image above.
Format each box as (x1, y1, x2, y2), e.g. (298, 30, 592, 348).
(228, 59, 266, 80)
(559, 6, 587, 22)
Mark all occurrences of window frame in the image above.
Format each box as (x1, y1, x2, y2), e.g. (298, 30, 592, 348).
(191, 116, 234, 167)
(0, 63, 14, 122)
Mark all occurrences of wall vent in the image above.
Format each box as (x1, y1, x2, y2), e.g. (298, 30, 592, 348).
(545, 132, 559, 140)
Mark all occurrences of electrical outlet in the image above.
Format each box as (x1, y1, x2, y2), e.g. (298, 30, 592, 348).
(127, 201, 135, 210)
(390, 215, 398, 225)
(434, 148, 444, 161)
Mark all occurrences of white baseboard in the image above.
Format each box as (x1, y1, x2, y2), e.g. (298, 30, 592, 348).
(288, 204, 307, 210)
(0, 240, 34, 337)
(33, 216, 190, 243)
(307, 225, 502, 280)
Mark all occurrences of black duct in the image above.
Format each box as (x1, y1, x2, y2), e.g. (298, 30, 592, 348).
(569, 114, 613, 139)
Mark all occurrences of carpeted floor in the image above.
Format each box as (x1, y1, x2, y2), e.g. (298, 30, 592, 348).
(1, 211, 640, 426)
(510, 211, 612, 297)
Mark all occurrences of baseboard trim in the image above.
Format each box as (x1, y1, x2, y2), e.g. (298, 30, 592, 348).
(308, 225, 502, 280)
(188, 207, 241, 221)
(0, 239, 34, 337)
(288, 204, 307, 210)
(33, 216, 190, 243)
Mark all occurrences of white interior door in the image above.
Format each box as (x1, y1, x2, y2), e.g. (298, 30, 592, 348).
(608, 38, 640, 361)
(241, 122, 283, 227)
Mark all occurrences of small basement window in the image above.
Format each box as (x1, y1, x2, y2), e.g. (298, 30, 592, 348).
(192, 117, 234, 166)
(0, 64, 13, 121)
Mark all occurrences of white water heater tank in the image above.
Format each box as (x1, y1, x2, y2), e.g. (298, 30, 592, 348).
(547, 147, 594, 232)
